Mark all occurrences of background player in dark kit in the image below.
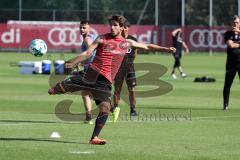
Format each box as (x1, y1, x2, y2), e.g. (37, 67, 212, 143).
(171, 28, 189, 79)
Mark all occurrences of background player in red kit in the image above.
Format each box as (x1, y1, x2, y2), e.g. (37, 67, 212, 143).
(49, 15, 176, 145)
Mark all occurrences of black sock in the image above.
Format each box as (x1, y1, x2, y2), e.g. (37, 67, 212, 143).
(85, 113, 92, 121)
(130, 105, 135, 111)
(91, 112, 108, 139)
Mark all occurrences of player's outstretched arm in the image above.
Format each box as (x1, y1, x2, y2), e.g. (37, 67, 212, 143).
(65, 37, 102, 68)
(126, 39, 176, 53)
(147, 44, 176, 53)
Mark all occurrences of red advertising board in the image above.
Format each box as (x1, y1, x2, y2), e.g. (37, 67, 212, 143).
(0, 22, 230, 52)
(0, 22, 159, 51)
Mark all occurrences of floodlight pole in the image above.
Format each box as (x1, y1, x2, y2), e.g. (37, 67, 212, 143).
(181, 0, 185, 26)
(238, 0, 240, 16)
(52, 9, 56, 21)
(87, 0, 90, 21)
(209, 0, 213, 56)
(154, 0, 159, 46)
(155, 0, 159, 26)
(19, 0, 22, 21)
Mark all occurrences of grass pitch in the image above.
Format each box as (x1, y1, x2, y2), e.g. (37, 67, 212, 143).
(0, 52, 240, 160)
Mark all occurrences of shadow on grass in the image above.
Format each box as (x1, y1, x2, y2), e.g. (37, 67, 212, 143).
(0, 137, 88, 144)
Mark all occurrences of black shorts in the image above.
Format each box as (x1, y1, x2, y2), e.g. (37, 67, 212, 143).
(173, 52, 182, 59)
(54, 67, 112, 106)
(114, 56, 137, 88)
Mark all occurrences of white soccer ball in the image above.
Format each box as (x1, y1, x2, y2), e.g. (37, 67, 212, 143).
(29, 39, 47, 57)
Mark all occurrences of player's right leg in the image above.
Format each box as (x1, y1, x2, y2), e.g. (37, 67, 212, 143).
(48, 76, 89, 95)
(48, 81, 69, 95)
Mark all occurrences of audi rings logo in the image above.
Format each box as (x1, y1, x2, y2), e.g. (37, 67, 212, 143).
(189, 29, 226, 48)
(48, 27, 98, 46)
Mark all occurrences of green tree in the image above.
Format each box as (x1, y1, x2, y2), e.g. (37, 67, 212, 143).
(185, 0, 237, 26)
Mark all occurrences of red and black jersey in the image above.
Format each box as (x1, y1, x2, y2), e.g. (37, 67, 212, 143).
(90, 33, 127, 83)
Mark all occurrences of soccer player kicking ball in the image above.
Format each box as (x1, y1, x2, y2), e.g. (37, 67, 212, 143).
(48, 15, 176, 145)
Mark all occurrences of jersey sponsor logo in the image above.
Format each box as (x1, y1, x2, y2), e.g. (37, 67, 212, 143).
(102, 41, 127, 55)
(189, 29, 226, 48)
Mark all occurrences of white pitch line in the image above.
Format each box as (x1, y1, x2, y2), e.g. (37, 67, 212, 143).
(193, 115, 240, 120)
(0, 115, 240, 127)
(69, 151, 95, 154)
(0, 123, 45, 127)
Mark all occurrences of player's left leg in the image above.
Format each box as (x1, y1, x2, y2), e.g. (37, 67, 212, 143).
(88, 74, 112, 144)
(89, 101, 111, 145)
(177, 54, 187, 78)
(128, 86, 137, 116)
